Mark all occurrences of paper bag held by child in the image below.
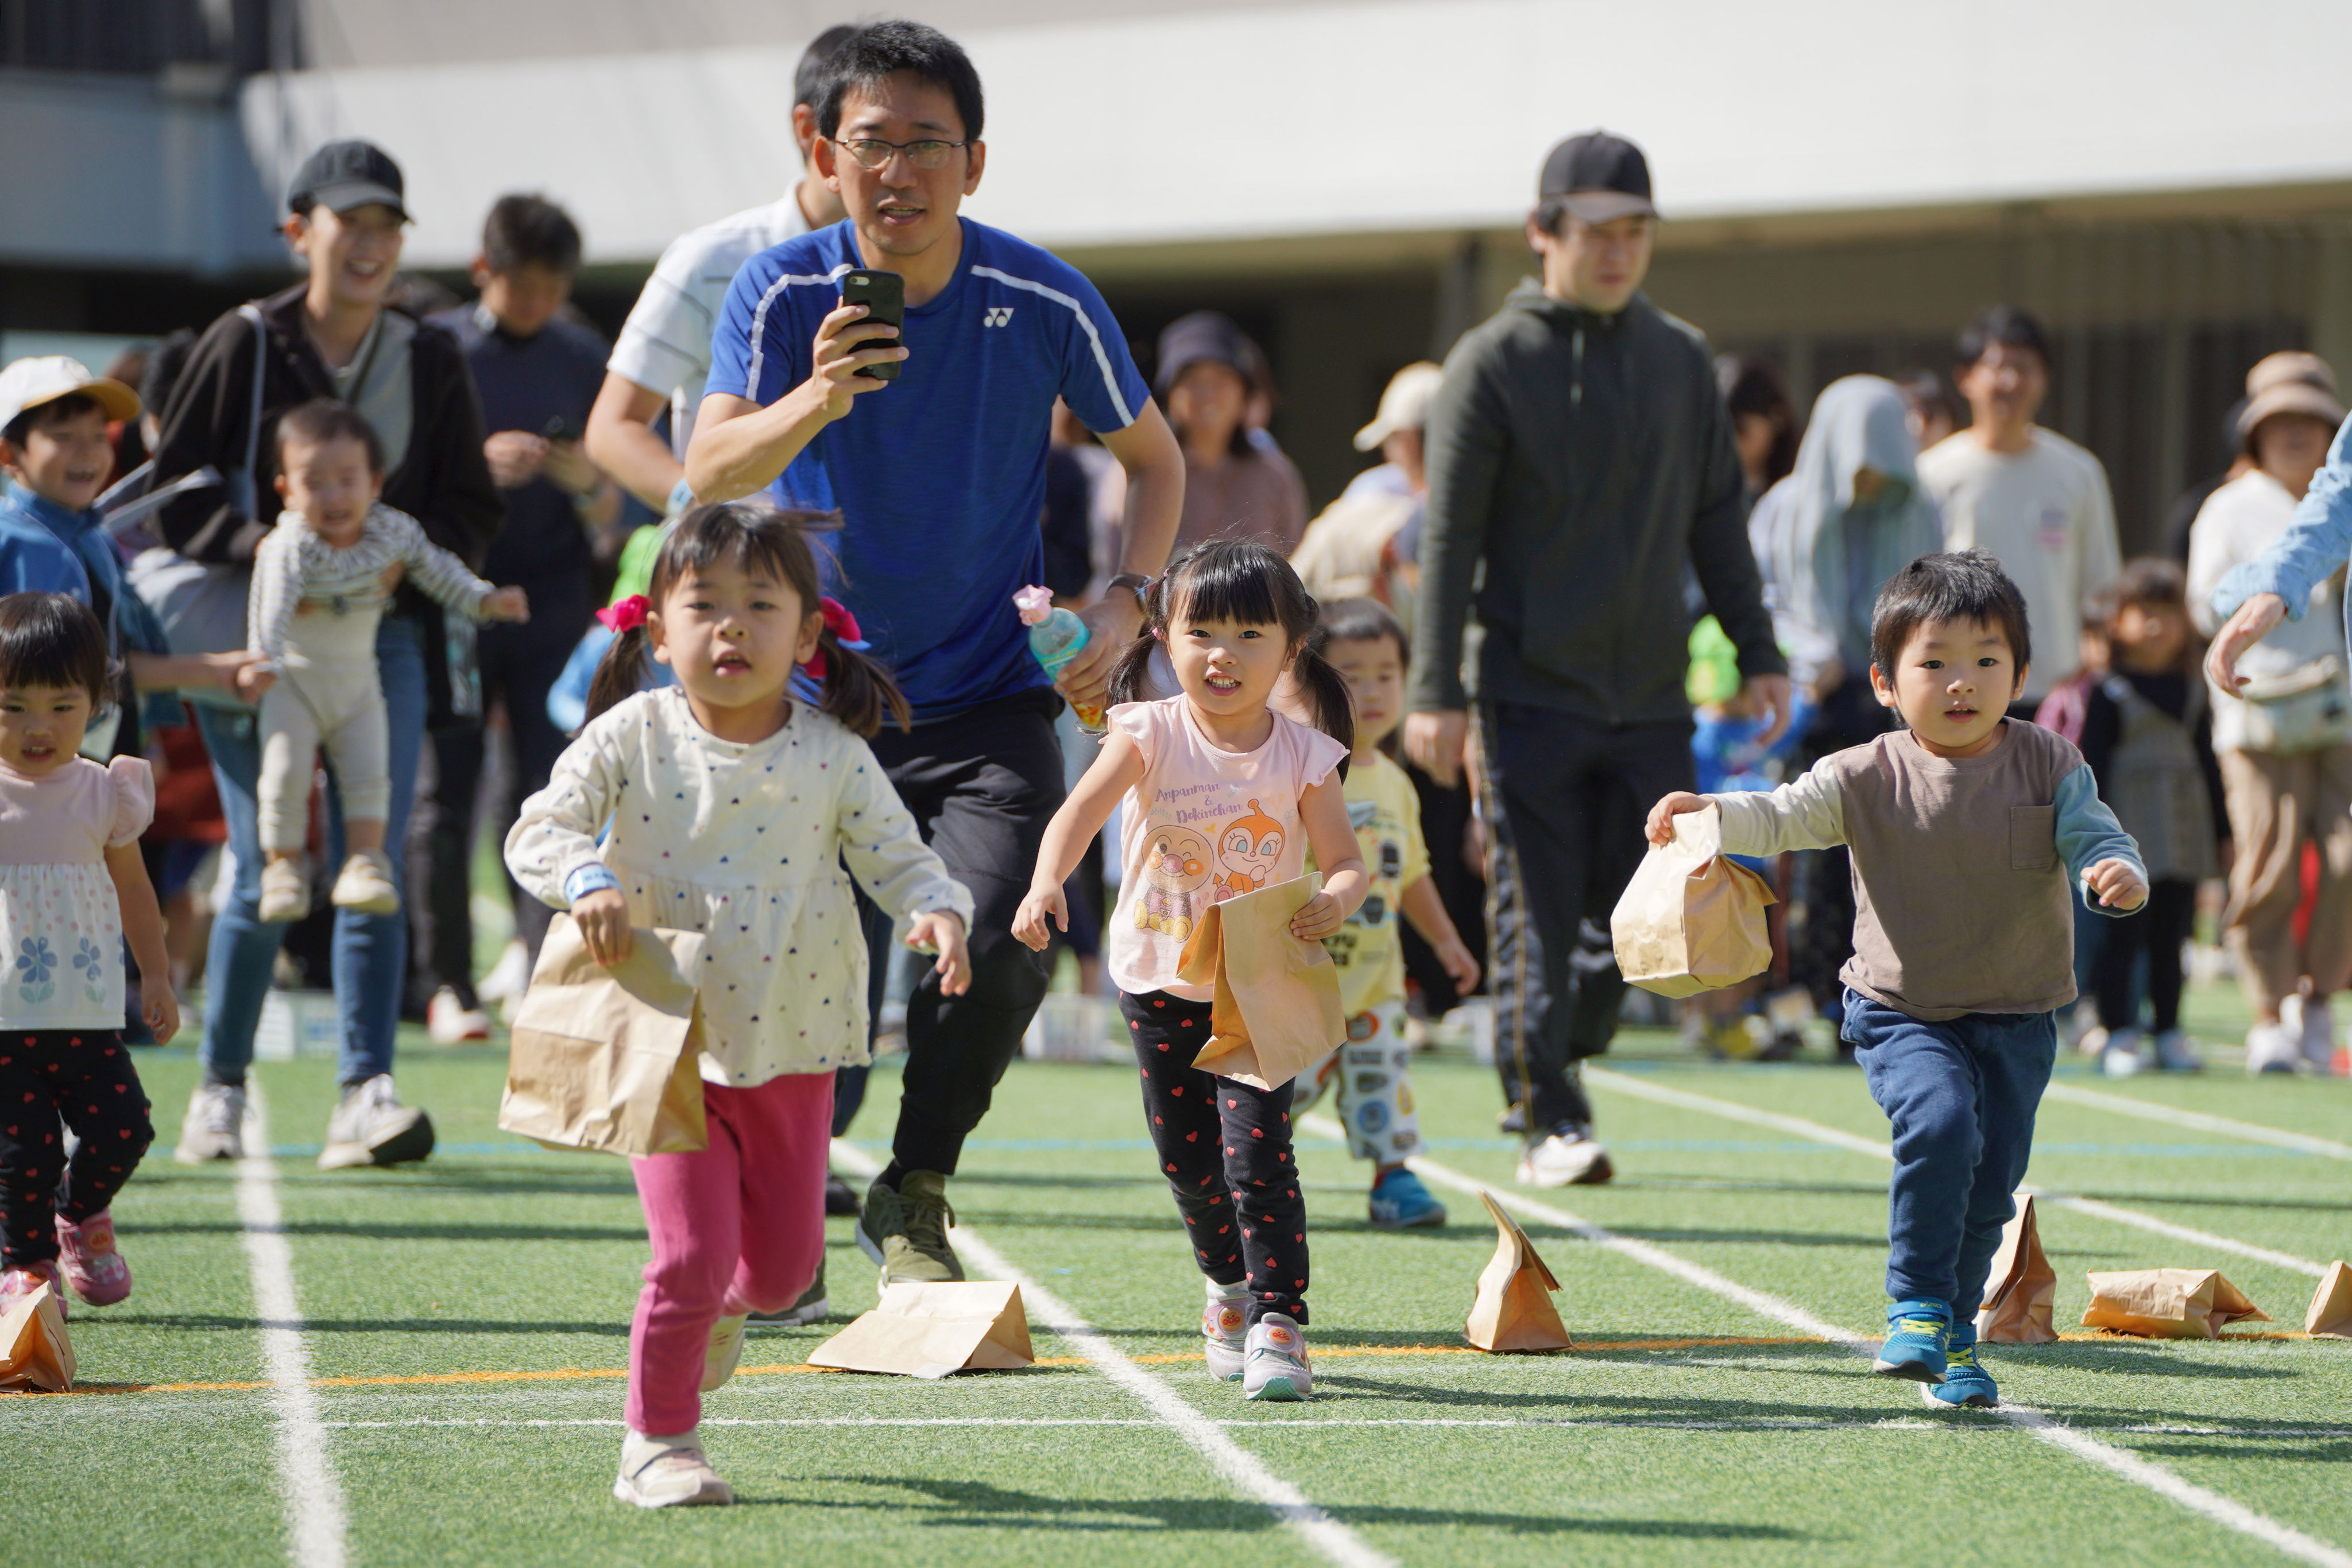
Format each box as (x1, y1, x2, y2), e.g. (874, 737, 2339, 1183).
(1465, 1190, 1572, 1353)
(1176, 874, 1347, 1091)
(501, 915, 709, 1157)
(2305, 1260, 2352, 1339)
(1974, 1193, 2058, 1345)
(1610, 803, 1775, 998)
(807, 1281, 1035, 1378)
(0, 1279, 74, 1391)
(2080, 1268, 2271, 1338)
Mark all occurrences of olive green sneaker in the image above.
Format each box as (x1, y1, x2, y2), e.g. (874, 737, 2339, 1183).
(856, 1170, 965, 1286)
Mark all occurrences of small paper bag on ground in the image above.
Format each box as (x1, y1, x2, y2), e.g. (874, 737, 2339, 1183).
(1610, 803, 1775, 998)
(1974, 1193, 2059, 1344)
(2080, 1268, 2272, 1338)
(2305, 1260, 2352, 1338)
(1465, 1190, 1572, 1353)
(807, 1281, 1035, 1378)
(1175, 874, 1347, 1091)
(500, 915, 709, 1156)
(0, 1279, 74, 1391)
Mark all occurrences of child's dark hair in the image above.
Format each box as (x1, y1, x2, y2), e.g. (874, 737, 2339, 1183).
(276, 398, 385, 475)
(481, 193, 583, 276)
(1, 392, 105, 451)
(1870, 550, 2032, 679)
(1110, 539, 1354, 756)
(585, 502, 910, 737)
(1312, 597, 1409, 757)
(1956, 305, 2052, 371)
(0, 592, 112, 708)
(2093, 557, 2201, 675)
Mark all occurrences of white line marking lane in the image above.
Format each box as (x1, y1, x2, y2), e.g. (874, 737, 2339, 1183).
(1583, 1068, 2332, 1279)
(316, 1415, 2352, 1436)
(239, 1079, 348, 1568)
(2041, 1082, 2352, 1162)
(1298, 1113, 2352, 1568)
(831, 1140, 1394, 1568)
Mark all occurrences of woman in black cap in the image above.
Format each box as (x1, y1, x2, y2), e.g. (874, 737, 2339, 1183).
(147, 138, 501, 1172)
(1157, 311, 1308, 556)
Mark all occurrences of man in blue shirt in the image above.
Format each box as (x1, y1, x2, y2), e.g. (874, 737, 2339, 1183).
(691, 21, 1183, 1287)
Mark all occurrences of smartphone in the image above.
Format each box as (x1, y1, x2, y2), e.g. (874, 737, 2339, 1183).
(541, 415, 584, 443)
(840, 269, 906, 381)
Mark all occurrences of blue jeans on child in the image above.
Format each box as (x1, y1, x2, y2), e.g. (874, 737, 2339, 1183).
(1840, 990, 2056, 1318)
(193, 615, 425, 1089)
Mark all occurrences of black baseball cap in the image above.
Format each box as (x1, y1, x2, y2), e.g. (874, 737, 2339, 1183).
(287, 139, 408, 220)
(1538, 131, 1656, 223)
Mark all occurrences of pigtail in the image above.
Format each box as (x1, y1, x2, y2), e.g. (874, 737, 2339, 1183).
(1290, 626, 1356, 773)
(585, 621, 651, 724)
(1107, 572, 1171, 709)
(815, 633, 911, 737)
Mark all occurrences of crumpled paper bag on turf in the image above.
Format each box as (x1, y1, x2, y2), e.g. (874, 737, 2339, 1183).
(2081, 1268, 2272, 1338)
(1175, 873, 1346, 1091)
(2305, 1260, 2352, 1339)
(1974, 1193, 2059, 1344)
(0, 1279, 74, 1391)
(1465, 1191, 1572, 1353)
(1609, 803, 1775, 998)
(500, 915, 709, 1156)
(807, 1281, 1035, 1378)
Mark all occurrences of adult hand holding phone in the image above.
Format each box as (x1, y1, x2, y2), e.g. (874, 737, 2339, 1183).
(807, 303, 907, 420)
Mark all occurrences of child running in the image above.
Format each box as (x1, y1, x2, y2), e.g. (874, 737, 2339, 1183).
(1647, 551, 2146, 1410)
(1291, 598, 1479, 1227)
(0, 593, 171, 1318)
(1015, 540, 1367, 1402)
(506, 503, 972, 1508)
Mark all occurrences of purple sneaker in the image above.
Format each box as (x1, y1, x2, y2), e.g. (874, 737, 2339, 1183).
(1, 1257, 67, 1319)
(55, 1210, 130, 1306)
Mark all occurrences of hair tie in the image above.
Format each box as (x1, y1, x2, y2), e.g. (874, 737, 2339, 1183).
(597, 594, 649, 634)
(800, 595, 869, 680)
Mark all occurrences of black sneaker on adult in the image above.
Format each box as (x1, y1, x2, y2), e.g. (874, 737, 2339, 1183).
(823, 1171, 860, 1217)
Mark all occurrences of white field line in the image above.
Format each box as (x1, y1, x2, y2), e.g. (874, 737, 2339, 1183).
(1583, 1069, 2332, 1279)
(831, 1141, 1392, 1568)
(2040, 1083, 2352, 1163)
(314, 1415, 2352, 1437)
(1299, 1113, 2352, 1568)
(238, 1080, 347, 1568)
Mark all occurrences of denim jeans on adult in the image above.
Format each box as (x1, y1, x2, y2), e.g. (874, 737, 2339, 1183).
(194, 615, 426, 1089)
(1840, 990, 2057, 1318)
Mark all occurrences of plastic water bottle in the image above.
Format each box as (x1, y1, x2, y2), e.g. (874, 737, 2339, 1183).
(1014, 585, 1105, 733)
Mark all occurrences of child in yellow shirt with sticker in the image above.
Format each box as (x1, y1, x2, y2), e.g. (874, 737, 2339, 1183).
(1298, 600, 1479, 1227)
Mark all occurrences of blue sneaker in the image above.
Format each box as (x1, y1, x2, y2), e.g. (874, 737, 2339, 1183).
(1924, 1326, 1999, 1409)
(1874, 1298, 1950, 1384)
(1367, 1167, 1447, 1229)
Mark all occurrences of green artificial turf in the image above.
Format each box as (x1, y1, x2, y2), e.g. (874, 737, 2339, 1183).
(11, 1015, 2348, 1567)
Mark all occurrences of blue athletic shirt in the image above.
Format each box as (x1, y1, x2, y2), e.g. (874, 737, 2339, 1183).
(706, 218, 1150, 721)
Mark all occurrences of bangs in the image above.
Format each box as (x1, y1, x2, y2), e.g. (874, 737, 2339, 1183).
(653, 503, 833, 604)
(1166, 541, 1296, 632)
(0, 592, 109, 704)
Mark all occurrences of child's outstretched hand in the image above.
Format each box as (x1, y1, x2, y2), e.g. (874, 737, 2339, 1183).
(572, 887, 633, 967)
(907, 911, 970, 996)
(1012, 882, 1066, 953)
(1290, 889, 1344, 942)
(483, 586, 531, 623)
(2083, 858, 2149, 912)
(1645, 791, 1711, 846)
(145, 982, 180, 1046)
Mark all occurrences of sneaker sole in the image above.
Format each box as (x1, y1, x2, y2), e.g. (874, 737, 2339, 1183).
(749, 1297, 829, 1326)
(1921, 1382, 1997, 1410)
(1205, 1348, 1244, 1383)
(319, 1110, 436, 1171)
(612, 1476, 734, 1508)
(1872, 1356, 1947, 1385)
(1245, 1376, 1307, 1401)
(172, 1141, 239, 1167)
(1367, 1209, 1449, 1230)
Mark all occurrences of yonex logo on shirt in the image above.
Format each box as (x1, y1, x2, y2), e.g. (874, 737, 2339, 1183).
(983, 307, 1015, 327)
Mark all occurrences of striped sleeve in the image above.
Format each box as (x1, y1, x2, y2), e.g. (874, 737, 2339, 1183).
(245, 526, 304, 671)
(380, 506, 493, 618)
(706, 251, 851, 408)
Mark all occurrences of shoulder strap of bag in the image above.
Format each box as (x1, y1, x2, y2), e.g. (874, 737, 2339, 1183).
(238, 302, 266, 483)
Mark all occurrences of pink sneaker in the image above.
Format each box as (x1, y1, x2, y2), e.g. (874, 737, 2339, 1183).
(0, 1257, 66, 1318)
(55, 1210, 130, 1306)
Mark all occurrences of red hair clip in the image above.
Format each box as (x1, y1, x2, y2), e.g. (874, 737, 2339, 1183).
(801, 595, 869, 679)
(596, 594, 649, 634)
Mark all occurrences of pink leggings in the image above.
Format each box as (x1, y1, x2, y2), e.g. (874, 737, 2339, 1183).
(626, 1070, 834, 1435)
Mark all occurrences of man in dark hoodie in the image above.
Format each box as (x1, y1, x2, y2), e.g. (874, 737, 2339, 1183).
(1404, 131, 1789, 1188)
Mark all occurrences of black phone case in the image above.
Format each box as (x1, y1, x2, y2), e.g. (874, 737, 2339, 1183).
(841, 271, 904, 381)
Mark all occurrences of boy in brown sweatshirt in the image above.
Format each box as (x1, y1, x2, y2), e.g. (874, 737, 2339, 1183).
(1649, 551, 2147, 1410)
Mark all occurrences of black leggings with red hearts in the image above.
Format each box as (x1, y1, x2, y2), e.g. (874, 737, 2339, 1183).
(1122, 990, 1307, 1327)
(0, 1029, 153, 1270)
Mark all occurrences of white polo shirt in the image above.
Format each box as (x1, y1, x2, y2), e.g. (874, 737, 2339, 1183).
(606, 193, 809, 458)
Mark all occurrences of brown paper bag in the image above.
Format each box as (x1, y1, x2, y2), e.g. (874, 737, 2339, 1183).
(2081, 1268, 2273, 1338)
(500, 915, 709, 1156)
(1465, 1190, 1572, 1353)
(1175, 874, 1347, 1091)
(806, 1281, 1035, 1378)
(2305, 1260, 2352, 1338)
(1609, 803, 1776, 998)
(1974, 1193, 2059, 1344)
(0, 1280, 74, 1391)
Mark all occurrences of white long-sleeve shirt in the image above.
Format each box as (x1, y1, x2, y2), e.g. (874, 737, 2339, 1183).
(249, 502, 493, 673)
(506, 687, 973, 1085)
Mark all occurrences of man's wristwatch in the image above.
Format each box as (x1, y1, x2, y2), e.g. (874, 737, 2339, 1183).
(1105, 572, 1151, 615)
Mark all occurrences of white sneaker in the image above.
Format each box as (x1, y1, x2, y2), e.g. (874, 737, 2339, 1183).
(2246, 1021, 2303, 1076)
(318, 1074, 435, 1168)
(613, 1430, 732, 1508)
(426, 986, 492, 1044)
(1517, 1122, 1614, 1187)
(2099, 1028, 2145, 1078)
(477, 938, 532, 1003)
(330, 850, 400, 915)
(174, 1082, 246, 1165)
(2151, 1029, 2204, 1073)
(1202, 1283, 1249, 1383)
(258, 858, 309, 923)
(1241, 1312, 1312, 1401)
(701, 1313, 749, 1392)
(2297, 996, 2338, 1071)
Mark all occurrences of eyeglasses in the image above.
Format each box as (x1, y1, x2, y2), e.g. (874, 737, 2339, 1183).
(831, 137, 971, 172)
